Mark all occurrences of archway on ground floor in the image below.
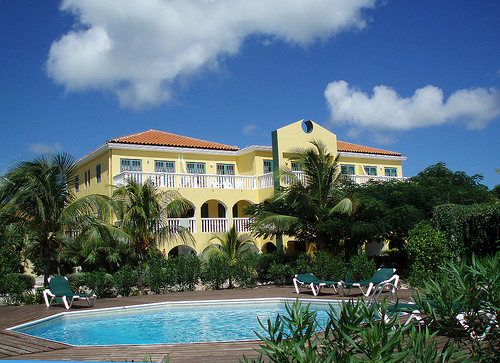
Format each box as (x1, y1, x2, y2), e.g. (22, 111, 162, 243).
(261, 242, 277, 254)
(167, 245, 197, 257)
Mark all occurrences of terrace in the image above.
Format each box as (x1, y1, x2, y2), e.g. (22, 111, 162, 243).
(114, 171, 405, 190)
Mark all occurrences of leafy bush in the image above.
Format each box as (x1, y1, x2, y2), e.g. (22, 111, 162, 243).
(67, 272, 87, 292)
(175, 255, 201, 291)
(311, 252, 346, 281)
(84, 271, 114, 298)
(348, 254, 376, 281)
(243, 299, 464, 363)
(257, 252, 292, 282)
(266, 262, 289, 286)
(292, 253, 311, 275)
(202, 254, 231, 290)
(22, 288, 44, 305)
(432, 203, 500, 258)
(416, 253, 500, 361)
(406, 221, 455, 287)
(233, 253, 259, 288)
(0, 273, 34, 305)
(142, 252, 177, 294)
(113, 265, 138, 296)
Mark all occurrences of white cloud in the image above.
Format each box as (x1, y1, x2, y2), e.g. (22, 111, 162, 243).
(47, 0, 377, 109)
(324, 81, 500, 133)
(242, 124, 258, 136)
(27, 142, 62, 155)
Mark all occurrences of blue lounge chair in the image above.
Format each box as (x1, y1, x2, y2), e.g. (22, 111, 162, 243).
(338, 268, 399, 297)
(43, 276, 97, 309)
(293, 273, 339, 296)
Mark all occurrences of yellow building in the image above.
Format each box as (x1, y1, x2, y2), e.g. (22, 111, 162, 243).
(74, 120, 406, 255)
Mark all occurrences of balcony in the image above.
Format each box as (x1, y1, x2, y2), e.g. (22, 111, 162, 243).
(113, 171, 405, 190)
(165, 217, 251, 234)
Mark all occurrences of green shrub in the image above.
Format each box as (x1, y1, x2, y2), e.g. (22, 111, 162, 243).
(0, 273, 34, 305)
(202, 254, 231, 290)
(243, 299, 464, 363)
(266, 262, 289, 286)
(233, 253, 259, 288)
(348, 254, 376, 281)
(292, 253, 311, 275)
(175, 255, 201, 291)
(113, 265, 138, 296)
(67, 272, 87, 292)
(406, 221, 455, 287)
(84, 271, 114, 298)
(416, 253, 500, 361)
(22, 288, 44, 305)
(311, 252, 346, 281)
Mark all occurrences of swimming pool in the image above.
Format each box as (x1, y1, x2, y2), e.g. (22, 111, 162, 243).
(10, 298, 340, 346)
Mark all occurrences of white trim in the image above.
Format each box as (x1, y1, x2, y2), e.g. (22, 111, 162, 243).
(338, 151, 407, 161)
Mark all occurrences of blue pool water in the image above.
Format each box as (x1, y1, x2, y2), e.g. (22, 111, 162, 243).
(12, 298, 340, 346)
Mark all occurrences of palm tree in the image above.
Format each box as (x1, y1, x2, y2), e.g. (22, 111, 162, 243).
(249, 140, 352, 252)
(203, 225, 257, 288)
(0, 153, 121, 285)
(112, 179, 194, 264)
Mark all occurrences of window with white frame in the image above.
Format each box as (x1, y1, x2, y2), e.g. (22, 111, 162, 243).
(341, 164, 355, 175)
(263, 160, 273, 173)
(155, 160, 175, 173)
(364, 166, 377, 176)
(121, 159, 142, 172)
(385, 167, 397, 177)
(75, 175, 79, 192)
(96, 164, 101, 183)
(186, 162, 205, 174)
(216, 163, 235, 175)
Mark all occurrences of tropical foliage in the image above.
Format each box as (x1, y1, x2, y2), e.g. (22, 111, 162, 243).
(203, 225, 257, 288)
(248, 140, 352, 253)
(112, 179, 194, 264)
(0, 153, 120, 284)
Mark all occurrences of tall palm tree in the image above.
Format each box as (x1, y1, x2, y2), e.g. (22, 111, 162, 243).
(0, 153, 121, 284)
(112, 179, 194, 264)
(203, 225, 257, 288)
(249, 140, 352, 252)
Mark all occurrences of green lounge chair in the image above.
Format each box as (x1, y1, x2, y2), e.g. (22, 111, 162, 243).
(293, 273, 339, 296)
(43, 276, 97, 309)
(338, 268, 399, 297)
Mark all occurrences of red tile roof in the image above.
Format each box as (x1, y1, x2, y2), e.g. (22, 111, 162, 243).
(337, 140, 401, 156)
(109, 129, 240, 151)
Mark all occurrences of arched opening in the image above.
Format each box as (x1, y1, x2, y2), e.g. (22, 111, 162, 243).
(201, 199, 228, 233)
(261, 242, 277, 254)
(232, 200, 253, 233)
(168, 245, 197, 257)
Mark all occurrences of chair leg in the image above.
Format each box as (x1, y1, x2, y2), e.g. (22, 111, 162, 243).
(293, 278, 301, 294)
(42, 289, 51, 307)
(87, 295, 96, 307)
(310, 283, 319, 296)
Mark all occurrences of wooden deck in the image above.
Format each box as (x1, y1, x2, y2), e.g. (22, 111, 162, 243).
(0, 285, 416, 362)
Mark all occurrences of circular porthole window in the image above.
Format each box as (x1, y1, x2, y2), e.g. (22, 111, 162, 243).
(302, 120, 313, 134)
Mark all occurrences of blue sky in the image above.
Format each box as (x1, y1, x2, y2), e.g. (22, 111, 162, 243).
(1, 0, 499, 188)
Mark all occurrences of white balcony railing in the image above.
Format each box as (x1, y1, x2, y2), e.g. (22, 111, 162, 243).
(113, 171, 405, 190)
(233, 217, 251, 233)
(201, 218, 228, 233)
(167, 217, 197, 233)
(114, 172, 259, 190)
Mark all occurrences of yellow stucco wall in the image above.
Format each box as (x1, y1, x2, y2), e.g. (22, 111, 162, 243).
(73, 120, 405, 256)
